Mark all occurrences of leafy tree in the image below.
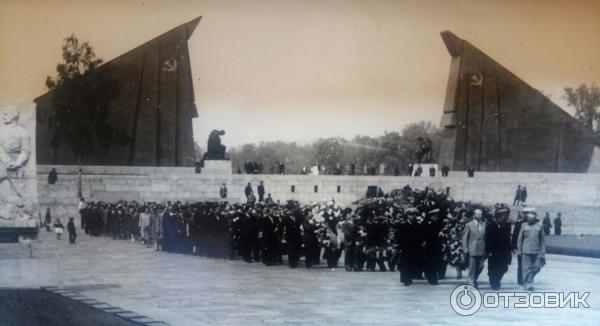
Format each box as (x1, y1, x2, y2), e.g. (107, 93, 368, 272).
(397, 121, 442, 168)
(228, 121, 442, 175)
(564, 84, 600, 132)
(312, 137, 346, 173)
(45, 35, 128, 164)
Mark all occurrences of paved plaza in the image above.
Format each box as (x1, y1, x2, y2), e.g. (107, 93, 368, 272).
(6, 230, 600, 326)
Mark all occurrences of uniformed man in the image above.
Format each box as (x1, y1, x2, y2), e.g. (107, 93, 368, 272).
(517, 207, 546, 291)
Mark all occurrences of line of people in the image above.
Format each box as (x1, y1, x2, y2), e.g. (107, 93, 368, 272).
(77, 185, 546, 291)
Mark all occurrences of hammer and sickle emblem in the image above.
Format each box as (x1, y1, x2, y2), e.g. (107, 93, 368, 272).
(470, 72, 483, 86)
(162, 59, 177, 72)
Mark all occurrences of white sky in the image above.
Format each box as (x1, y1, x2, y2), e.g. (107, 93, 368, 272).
(1, 0, 599, 147)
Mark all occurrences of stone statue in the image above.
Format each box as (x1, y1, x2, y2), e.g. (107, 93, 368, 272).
(415, 137, 433, 164)
(0, 105, 32, 225)
(205, 129, 226, 160)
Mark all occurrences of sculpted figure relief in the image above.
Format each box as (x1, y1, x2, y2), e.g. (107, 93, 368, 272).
(205, 129, 227, 160)
(0, 105, 32, 224)
(415, 137, 433, 164)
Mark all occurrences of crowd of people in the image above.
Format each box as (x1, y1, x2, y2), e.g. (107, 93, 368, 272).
(66, 186, 550, 291)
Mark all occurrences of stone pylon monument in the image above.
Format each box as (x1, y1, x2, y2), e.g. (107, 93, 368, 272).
(35, 17, 202, 167)
(438, 31, 600, 173)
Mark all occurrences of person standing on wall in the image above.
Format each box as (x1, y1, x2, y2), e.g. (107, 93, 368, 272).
(554, 213, 563, 235)
(542, 212, 552, 236)
(219, 183, 228, 200)
(257, 181, 265, 202)
(48, 168, 58, 184)
(244, 183, 253, 200)
(467, 167, 475, 177)
(78, 197, 86, 230)
(520, 186, 528, 205)
(513, 185, 522, 206)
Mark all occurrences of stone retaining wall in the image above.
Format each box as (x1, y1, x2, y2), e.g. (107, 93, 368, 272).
(37, 164, 600, 234)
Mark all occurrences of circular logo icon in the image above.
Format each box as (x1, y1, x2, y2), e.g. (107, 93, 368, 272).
(450, 284, 482, 316)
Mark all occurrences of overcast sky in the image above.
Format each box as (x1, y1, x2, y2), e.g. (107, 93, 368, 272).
(1, 0, 599, 147)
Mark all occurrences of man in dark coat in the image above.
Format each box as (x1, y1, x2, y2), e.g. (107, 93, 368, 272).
(423, 209, 443, 285)
(244, 183, 253, 199)
(48, 168, 58, 184)
(542, 213, 552, 236)
(257, 181, 265, 202)
(339, 217, 355, 271)
(219, 183, 228, 199)
(520, 187, 528, 205)
(349, 163, 356, 176)
(239, 209, 256, 262)
(67, 217, 77, 244)
(162, 208, 175, 253)
(283, 207, 303, 268)
(258, 209, 277, 266)
(486, 208, 512, 290)
(398, 209, 420, 286)
(513, 185, 522, 206)
(554, 213, 562, 235)
(365, 215, 388, 272)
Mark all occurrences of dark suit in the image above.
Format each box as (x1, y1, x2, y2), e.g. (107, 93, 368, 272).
(423, 219, 443, 285)
(244, 185, 252, 199)
(257, 184, 265, 202)
(398, 221, 420, 285)
(486, 220, 512, 289)
(283, 212, 302, 268)
(302, 220, 319, 269)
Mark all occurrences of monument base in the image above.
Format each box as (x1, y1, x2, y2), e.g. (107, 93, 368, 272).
(201, 160, 232, 176)
(412, 163, 439, 177)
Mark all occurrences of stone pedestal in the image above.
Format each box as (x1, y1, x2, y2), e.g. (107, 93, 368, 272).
(201, 160, 232, 176)
(412, 163, 439, 177)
